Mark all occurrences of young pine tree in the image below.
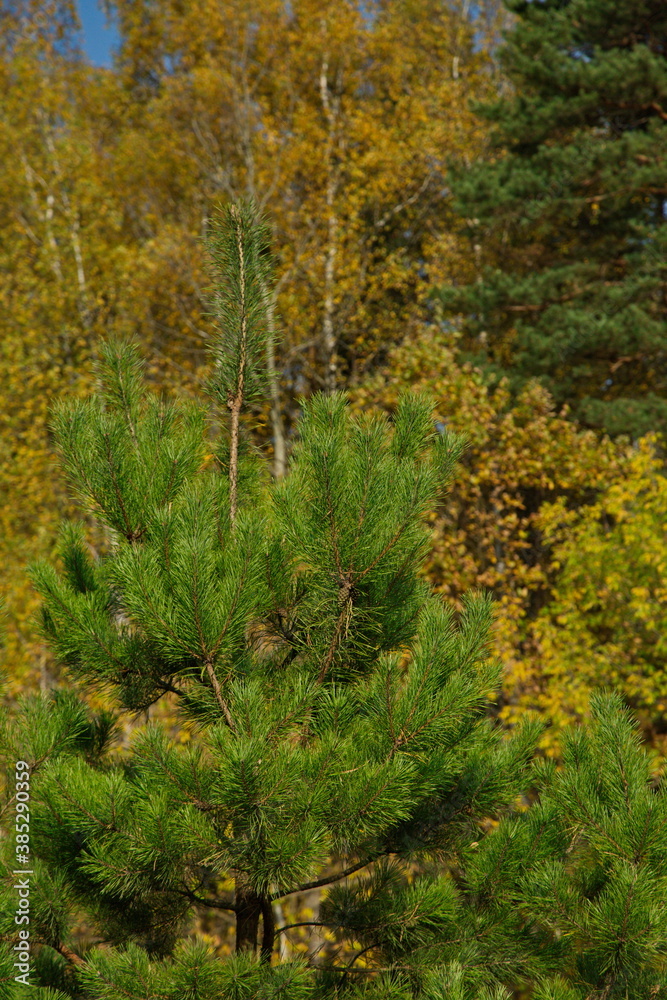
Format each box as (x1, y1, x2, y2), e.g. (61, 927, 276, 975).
(1, 204, 667, 1000)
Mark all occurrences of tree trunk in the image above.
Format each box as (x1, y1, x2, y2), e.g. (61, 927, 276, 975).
(235, 879, 274, 964)
(235, 880, 262, 953)
(319, 54, 340, 395)
(265, 284, 287, 479)
(260, 896, 275, 964)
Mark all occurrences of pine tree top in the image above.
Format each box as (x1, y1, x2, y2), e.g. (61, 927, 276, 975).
(2, 203, 667, 999)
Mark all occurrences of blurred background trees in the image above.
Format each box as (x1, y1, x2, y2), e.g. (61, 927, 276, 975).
(437, 0, 667, 438)
(2, 0, 667, 752)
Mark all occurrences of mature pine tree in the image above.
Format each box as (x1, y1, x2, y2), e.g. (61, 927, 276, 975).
(1, 205, 667, 999)
(437, 0, 667, 437)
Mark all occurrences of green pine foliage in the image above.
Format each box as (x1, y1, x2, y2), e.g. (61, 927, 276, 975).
(457, 692, 667, 997)
(437, 0, 667, 437)
(207, 200, 274, 410)
(2, 204, 667, 999)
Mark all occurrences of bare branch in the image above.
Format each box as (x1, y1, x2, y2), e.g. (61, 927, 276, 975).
(204, 659, 237, 733)
(270, 855, 380, 901)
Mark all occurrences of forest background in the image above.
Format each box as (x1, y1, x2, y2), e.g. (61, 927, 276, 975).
(1, 0, 667, 754)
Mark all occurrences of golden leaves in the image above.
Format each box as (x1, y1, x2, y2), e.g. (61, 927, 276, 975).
(352, 327, 667, 750)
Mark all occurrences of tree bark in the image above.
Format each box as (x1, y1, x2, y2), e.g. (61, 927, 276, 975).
(235, 879, 274, 963)
(319, 54, 340, 395)
(264, 283, 287, 479)
(260, 895, 275, 964)
(235, 879, 262, 953)
(227, 204, 248, 529)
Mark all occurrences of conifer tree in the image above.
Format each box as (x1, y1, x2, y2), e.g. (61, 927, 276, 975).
(438, 0, 667, 437)
(1, 204, 667, 999)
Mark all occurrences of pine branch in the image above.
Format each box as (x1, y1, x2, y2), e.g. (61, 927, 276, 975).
(155, 680, 186, 698)
(55, 942, 86, 967)
(275, 921, 327, 934)
(208, 550, 252, 659)
(101, 430, 141, 542)
(207, 200, 274, 529)
(270, 855, 382, 901)
(318, 599, 352, 682)
(177, 887, 237, 912)
(355, 501, 420, 584)
(131, 572, 201, 660)
(204, 659, 237, 732)
(323, 461, 344, 578)
(343, 942, 379, 972)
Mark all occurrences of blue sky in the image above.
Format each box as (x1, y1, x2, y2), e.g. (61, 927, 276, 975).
(76, 0, 120, 67)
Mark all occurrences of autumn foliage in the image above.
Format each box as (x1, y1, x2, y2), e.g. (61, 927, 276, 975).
(1, 0, 667, 757)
